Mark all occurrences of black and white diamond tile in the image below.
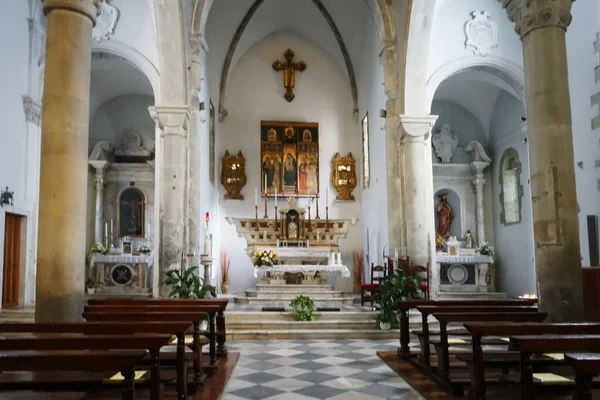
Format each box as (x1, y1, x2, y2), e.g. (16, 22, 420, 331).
(221, 339, 424, 400)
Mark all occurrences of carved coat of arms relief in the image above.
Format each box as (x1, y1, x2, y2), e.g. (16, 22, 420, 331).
(465, 10, 498, 57)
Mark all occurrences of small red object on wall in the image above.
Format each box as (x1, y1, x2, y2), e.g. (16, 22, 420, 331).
(205, 212, 210, 223)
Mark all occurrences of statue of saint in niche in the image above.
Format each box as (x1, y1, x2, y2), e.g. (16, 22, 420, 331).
(436, 193, 453, 239)
(119, 188, 145, 237)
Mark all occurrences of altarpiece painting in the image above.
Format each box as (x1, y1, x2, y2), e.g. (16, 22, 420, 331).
(260, 121, 319, 196)
(118, 187, 145, 237)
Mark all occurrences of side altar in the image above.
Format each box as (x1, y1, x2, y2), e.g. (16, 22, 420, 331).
(227, 197, 354, 284)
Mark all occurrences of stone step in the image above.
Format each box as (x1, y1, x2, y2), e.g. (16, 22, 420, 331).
(437, 291, 508, 300)
(255, 284, 334, 293)
(225, 311, 379, 322)
(227, 328, 400, 340)
(228, 320, 379, 330)
(245, 290, 345, 298)
(233, 296, 356, 307)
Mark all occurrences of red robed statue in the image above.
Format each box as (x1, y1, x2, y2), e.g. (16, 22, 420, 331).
(436, 193, 453, 238)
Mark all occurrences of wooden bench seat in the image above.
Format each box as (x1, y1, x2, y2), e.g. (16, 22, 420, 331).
(430, 312, 548, 396)
(87, 298, 230, 357)
(0, 321, 195, 400)
(461, 322, 600, 400)
(565, 352, 600, 400)
(396, 299, 537, 357)
(82, 311, 207, 399)
(84, 303, 220, 367)
(0, 350, 147, 400)
(511, 335, 600, 399)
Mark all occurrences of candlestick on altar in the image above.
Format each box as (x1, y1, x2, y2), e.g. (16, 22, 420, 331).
(315, 193, 320, 219)
(263, 190, 268, 219)
(325, 206, 330, 232)
(307, 204, 312, 232)
(254, 205, 259, 231)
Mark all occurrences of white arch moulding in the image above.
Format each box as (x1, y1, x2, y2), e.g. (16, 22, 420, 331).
(426, 55, 525, 112)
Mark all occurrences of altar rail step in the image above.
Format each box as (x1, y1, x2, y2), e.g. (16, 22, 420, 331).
(233, 296, 356, 307)
(224, 311, 381, 322)
(255, 284, 334, 293)
(245, 290, 344, 298)
(227, 328, 401, 340)
(436, 291, 508, 300)
(228, 320, 379, 330)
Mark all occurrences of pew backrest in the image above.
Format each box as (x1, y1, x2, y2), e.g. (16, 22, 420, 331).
(511, 335, 600, 353)
(0, 334, 171, 351)
(464, 322, 600, 337)
(433, 312, 548, 323)
(0, 321, 192, 335)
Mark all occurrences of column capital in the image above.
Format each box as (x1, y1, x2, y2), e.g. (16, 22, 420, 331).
(154, 106, 189, 131)
(398, 115, 439, 139)
(499, 0, 574, 39)
(22, 95, 42, 126)
(42, 0, 99, 24)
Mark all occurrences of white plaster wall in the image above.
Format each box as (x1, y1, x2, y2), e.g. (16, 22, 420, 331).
(490, 128, 536, 297)
(429, 0, 523, 82)
(90, 95, 155, 149)
(567, 0, 600, 266)
(356, 10, 389, 279)
(216, 31, 361, 295)
(0, 2, 38, 307)
(104, 0, 159, 72)
(431, 100, 489, 147)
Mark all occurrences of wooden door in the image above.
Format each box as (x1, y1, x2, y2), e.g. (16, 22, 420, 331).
(2, 213, 23, 308)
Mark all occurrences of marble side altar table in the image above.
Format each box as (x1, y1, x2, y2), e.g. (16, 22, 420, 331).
(258, 264, 351, 285)
(90, 254, 153, 295)
(435, 253, 494, 293)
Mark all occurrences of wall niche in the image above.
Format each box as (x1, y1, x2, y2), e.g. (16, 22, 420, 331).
(498, 148, 523, 225)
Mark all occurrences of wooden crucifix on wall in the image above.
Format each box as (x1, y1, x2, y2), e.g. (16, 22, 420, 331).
(272, 49, 307, 102)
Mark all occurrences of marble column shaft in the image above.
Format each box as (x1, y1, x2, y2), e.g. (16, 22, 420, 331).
(501, 0, 583, 321)
(473, 175, 485, 245)
(155, 106, 188, 296)
(399, 115, 438, 268)
(36, 0, 97, 322)
(94, 172, 105, 245)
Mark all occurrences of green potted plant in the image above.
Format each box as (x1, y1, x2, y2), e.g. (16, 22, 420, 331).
(85, 277, 96, 295)
(162, 266, 215, 299)
(375, 267, 422, 330)
(289, 295, 315, 321)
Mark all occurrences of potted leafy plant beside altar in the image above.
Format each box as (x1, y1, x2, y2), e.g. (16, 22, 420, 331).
(375, 268, 422, 330)
(162, 266, 215, 300)
(290, 295, 315, 321)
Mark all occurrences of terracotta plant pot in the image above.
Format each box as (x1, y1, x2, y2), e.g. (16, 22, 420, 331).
(221, 282, 229, 294)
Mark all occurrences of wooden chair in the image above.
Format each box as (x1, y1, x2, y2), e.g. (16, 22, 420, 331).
(410, 263, 430, 299)
(361, 264, 387, 306)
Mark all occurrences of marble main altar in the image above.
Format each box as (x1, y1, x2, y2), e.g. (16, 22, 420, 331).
(227, 197, 355, 284)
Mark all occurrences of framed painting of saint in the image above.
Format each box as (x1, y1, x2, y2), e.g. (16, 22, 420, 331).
(118, 187, 145, 237)
(261, 121, 319, 197)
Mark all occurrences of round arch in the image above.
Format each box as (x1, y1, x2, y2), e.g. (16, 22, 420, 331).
(426, 56, 525, 112)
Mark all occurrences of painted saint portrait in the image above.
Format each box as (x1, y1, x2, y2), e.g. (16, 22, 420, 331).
(283, 151, 297, 188)
(119, 188, 145, 237)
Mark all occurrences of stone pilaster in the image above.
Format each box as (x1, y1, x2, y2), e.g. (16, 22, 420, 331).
(88, 161, 108, 245)
(185, 38, 208, 265)
(499, 0, 583, 321)
(36, 0, 98, 323)
(470, 161, 489, 245)
(378, 41, 403, 252)
(155, 106, 188, 296)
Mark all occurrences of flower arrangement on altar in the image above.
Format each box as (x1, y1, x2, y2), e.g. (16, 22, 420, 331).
(138, 245, 151, 255)
(90, 243, 108, 255)
(477, 242, 495, 258)
(435, 233, 447, 252)
(253, 250, 279, 267)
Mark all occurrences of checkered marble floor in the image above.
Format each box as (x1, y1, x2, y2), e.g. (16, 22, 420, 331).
(220, 339, 424, 400)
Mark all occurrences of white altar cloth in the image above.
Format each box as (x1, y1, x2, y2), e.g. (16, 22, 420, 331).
(91, 254, 154, 267)
(255, 264, 350, 278)
(436, 255, 493, 264)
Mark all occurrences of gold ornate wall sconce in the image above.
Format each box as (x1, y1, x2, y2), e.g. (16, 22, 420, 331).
(221, 150, 247, 200)
(331, 152, 357, 201)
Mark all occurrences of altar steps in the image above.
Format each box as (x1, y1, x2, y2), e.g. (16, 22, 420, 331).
(234, 283, 355, 308)
(437, 291, 508, 300)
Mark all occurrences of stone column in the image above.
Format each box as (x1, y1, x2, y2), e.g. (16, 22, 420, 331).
(399, 116, 438, 266)
(89, 161, 108, 245)
(35, 0, 98, 322)
(378, 41, 403, 257)
(186, 37, 208, 265)
(500, 0, 583, 321)
(155, 106, 188, 296)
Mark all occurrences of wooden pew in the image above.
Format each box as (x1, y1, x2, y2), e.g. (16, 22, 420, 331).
(0, 322, 193, 400)
(510, 335, 600, 400)
(565, 353, 600, 400)
(397, 299, 537, 357)
(84, 303, 219, 367)
(415, 305, 539, 369)
(81, 312, 207, 399)
(429, 312, 548, 395)
(88, 298, 230, 356)
(461, 322, 600, 400)
(0, 334, 170, 400)
(0, 350, 147, 400)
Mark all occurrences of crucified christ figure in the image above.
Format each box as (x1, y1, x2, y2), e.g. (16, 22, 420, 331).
(272, 48, 307, 102)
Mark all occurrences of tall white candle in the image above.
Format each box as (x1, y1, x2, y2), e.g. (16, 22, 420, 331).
(326, 187, 329, 205)
(254, 187, 258, 206)
(274, 186, 278, 206)
(110, 219, 113, 239)
(264, 175, 267, 193)
(104, 223, 108, 240)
